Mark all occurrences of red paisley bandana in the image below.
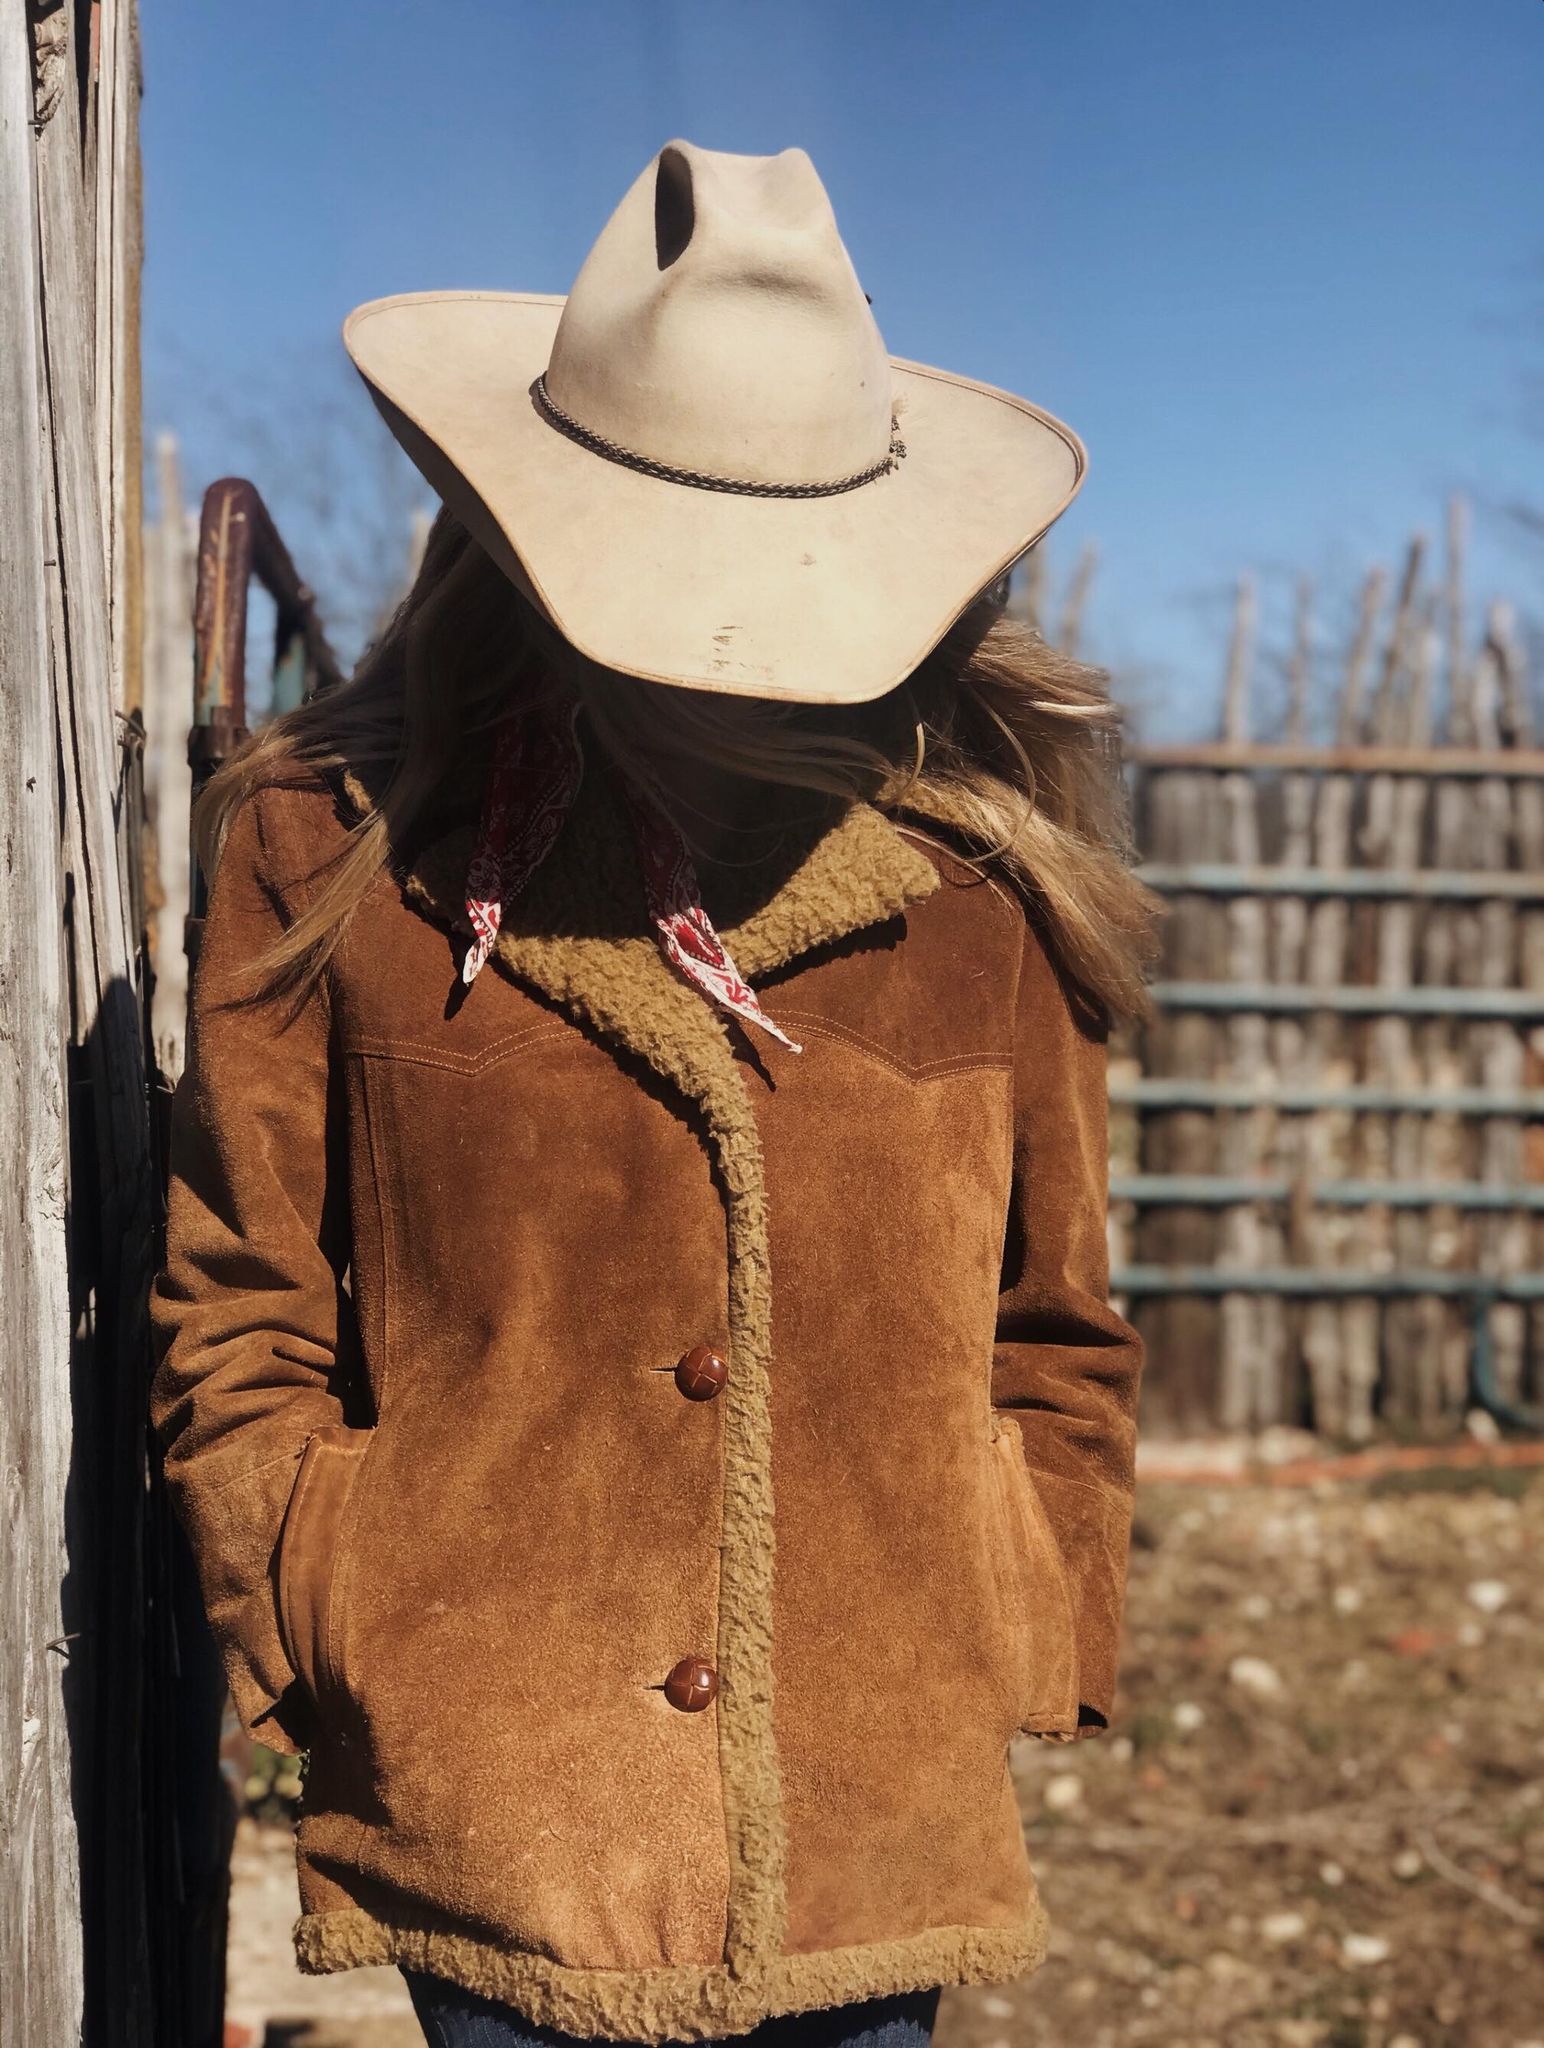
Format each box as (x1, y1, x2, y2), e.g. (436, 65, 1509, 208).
(461, 704, 803, 1055)
(462, 702, 586, 985)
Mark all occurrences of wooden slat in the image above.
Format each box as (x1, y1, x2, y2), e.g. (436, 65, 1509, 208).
(1270, 576, 1318, 1427)
(1469, 604, 1531, 1413)
(144, 435, 196, 1075)
(1298, 567, 1381, 1441)
(1371, 561, 1450, 1426)
(1133, 744, 1224, 1432)
(0, 9, 85, 2037)
(32, 3, 161, 2035)
(1215, 572, 1287, 1428)
(1501, 612, 1544, 1407)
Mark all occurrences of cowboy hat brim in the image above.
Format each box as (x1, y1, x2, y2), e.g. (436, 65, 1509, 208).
(344, 291, 1086, 707)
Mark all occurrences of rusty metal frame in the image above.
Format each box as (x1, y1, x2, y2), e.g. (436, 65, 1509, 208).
(192, 475, 342, 760)
(186, 478, 343, 954)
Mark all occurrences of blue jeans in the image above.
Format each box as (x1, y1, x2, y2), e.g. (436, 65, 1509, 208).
(401, 1972, 943, 2048)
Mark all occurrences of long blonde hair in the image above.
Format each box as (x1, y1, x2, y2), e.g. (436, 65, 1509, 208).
(198, 508, 1159, 1021)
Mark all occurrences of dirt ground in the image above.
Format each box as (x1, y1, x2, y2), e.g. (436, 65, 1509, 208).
(226, 1449, 1544, 2048)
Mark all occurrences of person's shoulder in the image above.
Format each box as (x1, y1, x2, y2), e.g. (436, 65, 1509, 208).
(893, 807, 1109, 1043)
(888, 806, 1026, 928)
(1012, 889, 1112, 1047)
(214, 768, 355, 905)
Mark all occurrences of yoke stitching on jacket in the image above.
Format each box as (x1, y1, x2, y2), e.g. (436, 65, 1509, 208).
(769, 1010, 1013, 1083)
(345, 1018, 573, 1075)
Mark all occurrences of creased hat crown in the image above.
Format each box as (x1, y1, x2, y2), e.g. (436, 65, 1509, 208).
(545, 141, 894, 486)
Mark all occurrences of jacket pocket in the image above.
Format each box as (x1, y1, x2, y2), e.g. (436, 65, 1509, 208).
(988, 1417, 1080, 1735)
(276, 1423, 375, 1705)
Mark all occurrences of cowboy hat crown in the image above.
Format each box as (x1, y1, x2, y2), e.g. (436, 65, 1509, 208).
(548, 141, 897, 489)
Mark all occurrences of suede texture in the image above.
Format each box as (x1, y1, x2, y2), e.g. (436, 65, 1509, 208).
(148, 737, 1144, 2043)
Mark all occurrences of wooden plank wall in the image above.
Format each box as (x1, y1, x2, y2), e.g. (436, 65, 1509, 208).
(0, 5, 196, 2041)
(1123, 508, 1544, 1439)
(0, 10, 82, 2034)
(143, 434, 198, 1076)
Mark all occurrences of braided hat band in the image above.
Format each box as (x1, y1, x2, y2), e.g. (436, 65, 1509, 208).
(531, 374, 907, 500)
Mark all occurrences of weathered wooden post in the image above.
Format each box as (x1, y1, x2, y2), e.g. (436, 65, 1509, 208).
(0, 5, 216, 2041)
(1300, 568, 1385, 1439)
(1, 11, 81, 2034)
(144, 435, 198, 1075)
(1216, 571, 1279, 1429)
(1269, 575, 1315, 1423)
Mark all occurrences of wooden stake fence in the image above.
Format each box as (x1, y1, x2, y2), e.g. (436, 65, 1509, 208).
(1122, 504, 1544, 1439)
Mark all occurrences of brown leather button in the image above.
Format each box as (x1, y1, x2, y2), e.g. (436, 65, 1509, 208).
(663, 1656, 718, 1712)
(674, 1344, 728, 1401)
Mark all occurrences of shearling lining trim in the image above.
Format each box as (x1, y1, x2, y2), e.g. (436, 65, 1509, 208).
(336, 751, 943, 987)
(332, 748, 942, 1993)
(294, 1903, 1051, 2044)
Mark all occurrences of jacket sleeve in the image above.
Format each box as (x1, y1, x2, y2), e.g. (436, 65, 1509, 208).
(991, 900, 1144, 1739)
(148, 785, 351, 1756)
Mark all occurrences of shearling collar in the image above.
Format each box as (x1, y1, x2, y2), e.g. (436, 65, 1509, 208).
(338, 738, 947, 1048)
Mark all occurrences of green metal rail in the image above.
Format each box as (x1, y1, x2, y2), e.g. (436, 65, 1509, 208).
(1113, 1266, 1544, 1301)
(1110, 1175, 1544, 1211)
(1149, 981, 1544, 1019)
(1138, 862, 1544, 901)
(1109, 1079, 1544, 1116)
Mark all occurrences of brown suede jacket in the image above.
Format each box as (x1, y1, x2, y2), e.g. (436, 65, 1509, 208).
(148, 733, 1144, 2043)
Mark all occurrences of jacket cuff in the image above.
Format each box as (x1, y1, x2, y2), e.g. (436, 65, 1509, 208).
(229, 1649, 316, 1760)
(1023, 1706, 1109, 1744)
(166, 1446, 318, 1757)
(1018, 1465, 1135, 1734)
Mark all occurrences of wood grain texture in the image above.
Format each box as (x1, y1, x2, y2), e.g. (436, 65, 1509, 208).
(37, 2, 161, 2033)
(0, 7, 85, 2037)
(4, 4, 171, 2039)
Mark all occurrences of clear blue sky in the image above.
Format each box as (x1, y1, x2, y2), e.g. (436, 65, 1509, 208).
(141, 1, 1543, 737)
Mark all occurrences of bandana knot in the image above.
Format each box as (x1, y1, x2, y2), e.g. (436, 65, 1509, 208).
(462, 704, 803, 1055)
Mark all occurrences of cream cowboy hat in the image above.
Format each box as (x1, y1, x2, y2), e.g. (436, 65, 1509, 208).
(343, 139, 1086, 706)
